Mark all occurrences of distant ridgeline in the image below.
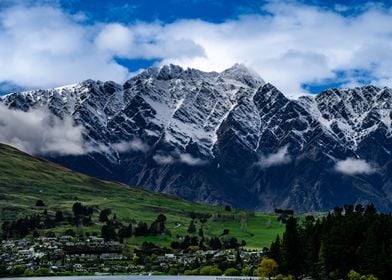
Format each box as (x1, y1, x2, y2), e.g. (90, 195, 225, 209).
(1, 64, 392, 212)
(267, 203, 392, 280)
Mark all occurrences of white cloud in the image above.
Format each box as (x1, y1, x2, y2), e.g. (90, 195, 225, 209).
(335, 158, 376, 175)
(112, 139, 149, 153)
(0, 105, 85, 155)
(0, 5, 129, 89)
(153, 152, 207, 166)
(0, 104, 151, 156)
(153, 154, 175, 165)
(179, 153, 207, 166)
(259, 145, 291, 168)
(1, 1, 392, 96)
(95, 21, 205, 60)
(95, 23, 134, 56)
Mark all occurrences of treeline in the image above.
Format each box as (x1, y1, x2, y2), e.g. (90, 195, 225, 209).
(1, 201, 95, 239)
(267, 204, 392, 280)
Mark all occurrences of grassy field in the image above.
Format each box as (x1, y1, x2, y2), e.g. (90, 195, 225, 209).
(0, 143, 284, 248)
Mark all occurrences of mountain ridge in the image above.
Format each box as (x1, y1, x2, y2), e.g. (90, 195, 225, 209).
(1, 64, 391, 212)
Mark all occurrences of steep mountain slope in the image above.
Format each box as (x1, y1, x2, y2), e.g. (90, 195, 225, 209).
(1, 64, 391, 211)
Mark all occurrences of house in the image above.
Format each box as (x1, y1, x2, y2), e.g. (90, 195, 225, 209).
(73, 263, 85, 272)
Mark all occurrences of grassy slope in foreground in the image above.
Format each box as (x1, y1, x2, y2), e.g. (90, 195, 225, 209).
(0, 143, 284, 248)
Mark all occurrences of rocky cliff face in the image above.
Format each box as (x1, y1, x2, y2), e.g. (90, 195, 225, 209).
(1, 64, 391, 211)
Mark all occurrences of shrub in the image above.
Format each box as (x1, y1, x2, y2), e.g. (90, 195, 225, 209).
(242, 267, 252, 276)
(11, 265, 25, 276)
(209, 267, 223, 276)
(224, 268, 240, 276)
(168, 268, 178, 275)
(200, 266, 213, 275)
(35, 268, 50, 276)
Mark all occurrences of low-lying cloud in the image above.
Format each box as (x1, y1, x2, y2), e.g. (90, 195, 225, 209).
(153, 154, 175, 165)
(179, 153, 207, 166)
(335, 158, 376, 175)
(0, 105, 85, 155)
(0, 105, 156, 157)
(153, 152, 207, 166)
(259, 145, 291, 168)
(113, 139, 149, 153)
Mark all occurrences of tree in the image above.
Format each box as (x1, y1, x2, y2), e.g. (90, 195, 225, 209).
(134, 222, 149, 236)
(236, 249, 242, 264)
(258, 258, 278, 280)
(35, 200, 45, 207)
(348, 270, 378, 280)
(170, 240, 180, 249)
(181, 235, 191, 249)
(55, 210, 64, 222)
(64, 229, 75, 236)
(209, 237, 222, 250)
(149, 214, 167, 235)
(198, 226, 204, 237)
(72, 202, 83, 217)
(32, 230, 40, 238)
(72, 202, 93, 218)
(348, 270, 361, 280)
(222, 236, 239, 249)
(187, 219, 196, 234)
(99, 208, 111, 222)
(222, 228, 230, 235)
(118, 223, 133, 242)
(101, 224, 117, 241)
(281, 217, 303, 277)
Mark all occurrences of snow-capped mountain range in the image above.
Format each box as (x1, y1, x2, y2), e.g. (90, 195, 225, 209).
(1, 64, 391, 211)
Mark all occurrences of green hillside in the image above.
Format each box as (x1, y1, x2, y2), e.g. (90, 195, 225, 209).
(0, 143, 284, 248)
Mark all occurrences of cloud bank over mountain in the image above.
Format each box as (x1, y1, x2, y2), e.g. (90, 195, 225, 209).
(0, 105, 85, 155)
(0, 1, 391, 96)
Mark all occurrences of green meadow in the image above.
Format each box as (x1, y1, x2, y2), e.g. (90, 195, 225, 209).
(0, 143, 284, 248)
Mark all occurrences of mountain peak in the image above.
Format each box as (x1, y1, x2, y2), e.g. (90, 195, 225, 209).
(1, 65, 392, 212)
(156, 64, 184, 80)
(219, 63, 265, 87)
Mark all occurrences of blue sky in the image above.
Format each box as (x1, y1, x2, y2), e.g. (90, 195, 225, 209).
(0, 0, 391, 97)
(59, 0, 391, 23)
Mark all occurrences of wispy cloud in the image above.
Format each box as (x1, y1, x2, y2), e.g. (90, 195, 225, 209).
(259, 145, 291, 168)
(153, 154, 175, 165)
(335, 158, 376, 175)
(0, 105, 154, 156)
(113, 139, 149, 153)
(0, 105, 85, 155)
(179, 153, 207, 166)
(153, 152, 207, 166)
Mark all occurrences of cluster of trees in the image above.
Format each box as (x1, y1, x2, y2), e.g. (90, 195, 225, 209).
(100, 211, 168, 242)
(267, 204, 391, 280)
(72, 202, 94, 226)
(1, 215, 47, 239)
(1, 201, 97, 239)
(274, 208, 295, 223)
(170, 220, 245, 251)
